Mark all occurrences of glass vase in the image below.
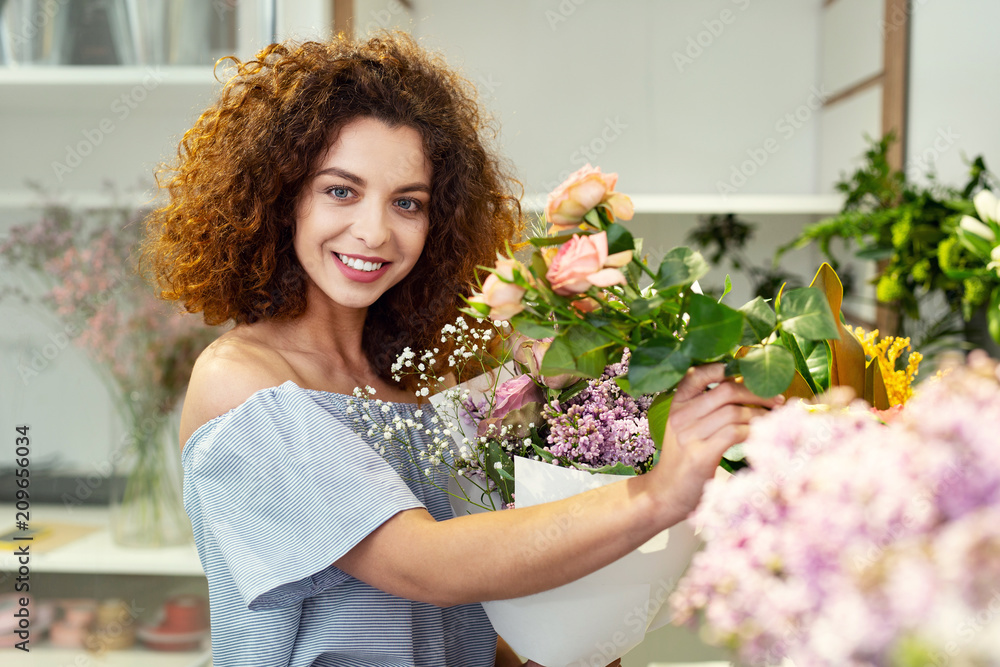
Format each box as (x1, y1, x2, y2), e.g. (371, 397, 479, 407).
(108, 399, 192, 548)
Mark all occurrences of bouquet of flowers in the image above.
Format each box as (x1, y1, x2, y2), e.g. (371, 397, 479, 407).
(346, 164, 909, 665)
(669, 351, 999, 667)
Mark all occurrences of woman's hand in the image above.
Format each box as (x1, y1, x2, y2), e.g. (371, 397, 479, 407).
(650, 363, 782, 519)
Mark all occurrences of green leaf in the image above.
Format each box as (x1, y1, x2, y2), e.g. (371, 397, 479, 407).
(528, 231, 584, 247)
(510, 315, 557, 340)
(739, 296, 777, 345)
(719, 457, 749, 473)
(606, 224, 635, 255)
(802, 339, 831, 390)
(630, 293, 666, 318)
(539, 334, 577, 375)
(989, 289, 1000, 345)
(613, 375, 631, 394)
(628, 339, 692, 395)
(779, 330, 820, 395)
(576, 345, 610, 379)
(957, 226, 996, 259)
(540, 327, 612, 379)
(531, 442, 555, 463)
(778, 286, 840, 341)
(584, 209, 601, 227)
(854, 246, 896, 261)
(681, 293, 744, 360)
(719, 274, 733, 302)
(647, 392, 674, 452)
(654, 247, 710, 289)
(576, 462, 639, 476)
(557, 378, 589, 402)
(459, 304, 489, 320)
(738, 345, 795, 397)
(485, 440, 514, 506)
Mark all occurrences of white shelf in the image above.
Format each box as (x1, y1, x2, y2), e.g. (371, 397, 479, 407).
(521, 193, 844, 216)
(6, 645, 210, 667)
(0, 66, 219, 86)
(0, 66, 222, 113)
(0, 504, 205, 577)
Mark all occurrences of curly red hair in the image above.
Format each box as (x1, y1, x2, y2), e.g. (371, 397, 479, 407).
(141, 31, 523, 383)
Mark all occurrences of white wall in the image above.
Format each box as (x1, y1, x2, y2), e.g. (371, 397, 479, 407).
(817, 0, 883, 193)
(908, 0, 1000, 186)
(356, 0, 824, 196)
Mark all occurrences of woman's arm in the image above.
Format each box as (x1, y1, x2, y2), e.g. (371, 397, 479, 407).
(335, 363, 779, 607)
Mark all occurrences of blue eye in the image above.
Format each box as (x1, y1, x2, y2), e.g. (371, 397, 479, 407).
(397, 198, 422, 212)
(331, 187, 351, 198)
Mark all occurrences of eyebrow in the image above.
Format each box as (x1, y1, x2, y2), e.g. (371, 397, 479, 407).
(315, 167, 431, 194)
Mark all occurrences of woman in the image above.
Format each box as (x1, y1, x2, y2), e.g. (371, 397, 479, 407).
(142, 32, 779, 667)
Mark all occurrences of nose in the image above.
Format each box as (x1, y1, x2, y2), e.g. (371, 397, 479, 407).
(351, 202, 391, 249)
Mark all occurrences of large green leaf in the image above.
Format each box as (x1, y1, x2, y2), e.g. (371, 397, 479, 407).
(654, 247, 710, 289)
(631, 293, 667, 319)
(628, 339, 692, 395)
(647, 392, 674, 452)
(778, 286, 840, 341)
(739, 296, 777, 345)
(801, 339, 831, 390)
(539, 333, 577, 375)
(739, 345, 795, 397)
(681, 294, 744, 360)
(539, 327, 612, 379)
(606, 224, 635, 255)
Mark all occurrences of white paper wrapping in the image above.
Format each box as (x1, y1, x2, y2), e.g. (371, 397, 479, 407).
(431, 365, 701, 666)
(450, 458, 700, 667)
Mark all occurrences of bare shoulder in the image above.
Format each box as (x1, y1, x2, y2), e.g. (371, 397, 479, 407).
(179, 326, 298, 449)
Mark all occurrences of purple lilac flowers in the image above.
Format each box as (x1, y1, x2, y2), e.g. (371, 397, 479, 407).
(543, 349, 656, 470)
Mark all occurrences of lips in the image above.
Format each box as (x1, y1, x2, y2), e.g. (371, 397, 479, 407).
(332, 252, 392, 283)
(336, 253, 386, 272)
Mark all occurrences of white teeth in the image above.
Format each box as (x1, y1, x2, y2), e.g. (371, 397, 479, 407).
(337, 253, 383, 272)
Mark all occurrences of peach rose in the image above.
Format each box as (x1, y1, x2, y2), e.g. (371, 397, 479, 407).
(545, 164, 635, 232)
(470, 256, 527, 321)
(545, 231, 629, 296)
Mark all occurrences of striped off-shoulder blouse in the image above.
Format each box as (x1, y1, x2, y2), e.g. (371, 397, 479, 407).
(181, 380, 497, 666)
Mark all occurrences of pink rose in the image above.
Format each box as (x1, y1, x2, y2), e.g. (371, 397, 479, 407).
(469, 256, 528, 321)
(491, 374, 543, 420)
(545, 231, 630, 296)
(545, 164, 635, 232)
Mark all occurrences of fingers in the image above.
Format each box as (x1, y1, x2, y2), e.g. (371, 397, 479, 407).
(675, 378, 783, 426)
(701, 422, 751, 458)
(673, 363, 726, 401)
(684, 404, 770, 442)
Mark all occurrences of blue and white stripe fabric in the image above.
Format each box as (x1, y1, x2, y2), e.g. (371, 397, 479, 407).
(182, 380, 497, 666)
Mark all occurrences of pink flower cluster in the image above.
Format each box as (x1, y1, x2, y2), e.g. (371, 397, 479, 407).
(670, 354, 1000, 666)
(2, 205, 216, 417)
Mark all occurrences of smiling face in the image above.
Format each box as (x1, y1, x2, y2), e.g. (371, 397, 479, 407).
(293, 116, 432, 315)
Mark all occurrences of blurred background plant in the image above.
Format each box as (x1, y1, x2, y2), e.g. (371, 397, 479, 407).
(0, 187, 218, 546)
(687, 212, 808, 302)
(776, 133, 998, 357)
